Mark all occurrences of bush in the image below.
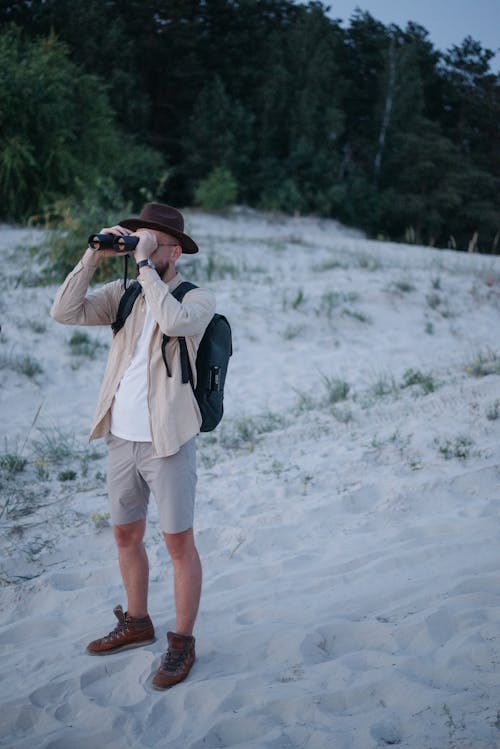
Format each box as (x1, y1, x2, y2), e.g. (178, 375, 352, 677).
(194, 167, 238, 212)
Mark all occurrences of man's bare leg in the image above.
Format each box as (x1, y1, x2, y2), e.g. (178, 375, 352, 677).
(114, 519, 149, 618)
(164, 528, 202, 635)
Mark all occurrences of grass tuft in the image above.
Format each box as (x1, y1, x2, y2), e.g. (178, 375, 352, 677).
(465, 349, 500, 378)
(371, 373, 398, 399)
(434, 436, 474, 461)
(32, 426, 80, 464)
(392, 279, 415, 293)
(219, 412, 286, 450)
(0, 453, 27, 475)
(486, 400, 500, 421)
(292, 289, 305, 310)
(68, 331, 105, 359)
(400, 368, 436, 395)
(91, 511, 111, 529)
(58, 469, 77, 481)
(0, 352, 43, 378)
(321, 375, 350, 405)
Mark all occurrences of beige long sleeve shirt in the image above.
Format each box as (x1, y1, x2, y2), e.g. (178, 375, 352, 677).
(51, 253, 215, 456)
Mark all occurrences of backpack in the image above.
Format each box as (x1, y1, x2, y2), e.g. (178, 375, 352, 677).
(112, 280, 232, 432)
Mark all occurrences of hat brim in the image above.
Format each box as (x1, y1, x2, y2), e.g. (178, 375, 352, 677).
(118, 218, 199, 254)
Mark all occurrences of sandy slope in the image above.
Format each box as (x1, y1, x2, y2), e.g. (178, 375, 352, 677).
(1, 210, 500, 749)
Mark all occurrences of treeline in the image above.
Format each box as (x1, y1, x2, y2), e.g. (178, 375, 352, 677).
(1, 0, 498, 251)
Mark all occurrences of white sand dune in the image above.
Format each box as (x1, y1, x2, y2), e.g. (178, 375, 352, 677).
(1, 210, 500, 748)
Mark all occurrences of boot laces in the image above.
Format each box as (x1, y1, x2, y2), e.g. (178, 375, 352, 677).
(163, 647, 185, 671)
(103, 614, 130, 642)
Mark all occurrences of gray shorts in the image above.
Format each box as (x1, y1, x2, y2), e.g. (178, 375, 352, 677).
(106, 434, 197, 534)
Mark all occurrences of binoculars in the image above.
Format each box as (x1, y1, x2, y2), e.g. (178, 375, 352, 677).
(88, 234, 139, 253)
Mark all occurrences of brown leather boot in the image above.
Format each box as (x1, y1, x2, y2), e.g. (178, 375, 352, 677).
(152, 631, 196, 689)
(86, 605, 155, 655)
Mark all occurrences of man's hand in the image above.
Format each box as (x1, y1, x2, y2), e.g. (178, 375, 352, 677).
(132, 229, 158, 263)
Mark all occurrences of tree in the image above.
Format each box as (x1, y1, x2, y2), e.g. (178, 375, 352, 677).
(183, 75, 252, 198)
(0, 26, 164, 220)
(378, 117, 462, 245)
(253, 2, 345, 213)
(440, 37, 499, 171)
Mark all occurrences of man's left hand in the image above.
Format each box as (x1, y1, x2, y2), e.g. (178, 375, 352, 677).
(133, 229, 158, 262)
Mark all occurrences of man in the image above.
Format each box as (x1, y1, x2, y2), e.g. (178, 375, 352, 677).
(51, 203, 215, 689)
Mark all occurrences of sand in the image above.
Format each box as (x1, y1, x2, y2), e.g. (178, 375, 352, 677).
(1, 209, 500, 748)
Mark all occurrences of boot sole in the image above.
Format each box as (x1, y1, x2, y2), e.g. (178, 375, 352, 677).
(86, 637, 156, 655)
(151, 674, 188, 690)
(151, 657, 195, 689)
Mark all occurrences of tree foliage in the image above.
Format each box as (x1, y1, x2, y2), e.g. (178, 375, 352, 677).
(0, 25, 164, 220)
(0, 1, 498, 251)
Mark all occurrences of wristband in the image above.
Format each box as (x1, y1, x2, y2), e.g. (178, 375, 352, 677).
(137, 258, 155, 271)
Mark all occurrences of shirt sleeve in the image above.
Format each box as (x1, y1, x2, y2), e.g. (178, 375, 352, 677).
(50, 254, 122, 326)
(138, 269, 216, 337)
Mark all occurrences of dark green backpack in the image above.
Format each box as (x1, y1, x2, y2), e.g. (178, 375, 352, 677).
(112, 281, 232, 431)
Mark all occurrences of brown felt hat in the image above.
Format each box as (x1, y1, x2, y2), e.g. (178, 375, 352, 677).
(119, 203, 198, 253)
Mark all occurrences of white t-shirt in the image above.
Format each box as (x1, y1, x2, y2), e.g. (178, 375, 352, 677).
(110, 302, 156, 441)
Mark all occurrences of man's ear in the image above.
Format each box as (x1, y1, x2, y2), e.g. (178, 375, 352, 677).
(173, 245, 182, 261)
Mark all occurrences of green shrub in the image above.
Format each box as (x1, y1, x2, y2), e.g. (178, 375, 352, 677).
(194, 167, 237, 212)
(27, 183, 130, 285)
(259, 178, 303, 214)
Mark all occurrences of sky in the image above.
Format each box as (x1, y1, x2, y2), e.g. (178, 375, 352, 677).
(319, 0, 500, 71)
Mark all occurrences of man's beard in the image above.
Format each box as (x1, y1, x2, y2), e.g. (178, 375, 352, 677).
(157, 260, 169, 278)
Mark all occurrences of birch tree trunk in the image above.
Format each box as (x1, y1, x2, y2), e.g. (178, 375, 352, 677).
(374, 34, 397, 182)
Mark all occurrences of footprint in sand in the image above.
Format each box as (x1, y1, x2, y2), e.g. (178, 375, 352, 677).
(80, 652, 153, 707)
(342, 484, 381, 514)
(0, 616, 66, 645)
(0, 701, 41, 740)
(300, 626, 337, 664)
(29, 678, 76, 708)
(370, 718, 402, 746)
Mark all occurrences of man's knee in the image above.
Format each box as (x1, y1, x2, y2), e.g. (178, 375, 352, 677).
(114, 518, 146, 548)
(163, 527, 196, 562)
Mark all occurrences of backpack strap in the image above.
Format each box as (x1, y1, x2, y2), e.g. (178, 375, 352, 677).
(111, 280, 142, 335)
(161, 281, 198, 383)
